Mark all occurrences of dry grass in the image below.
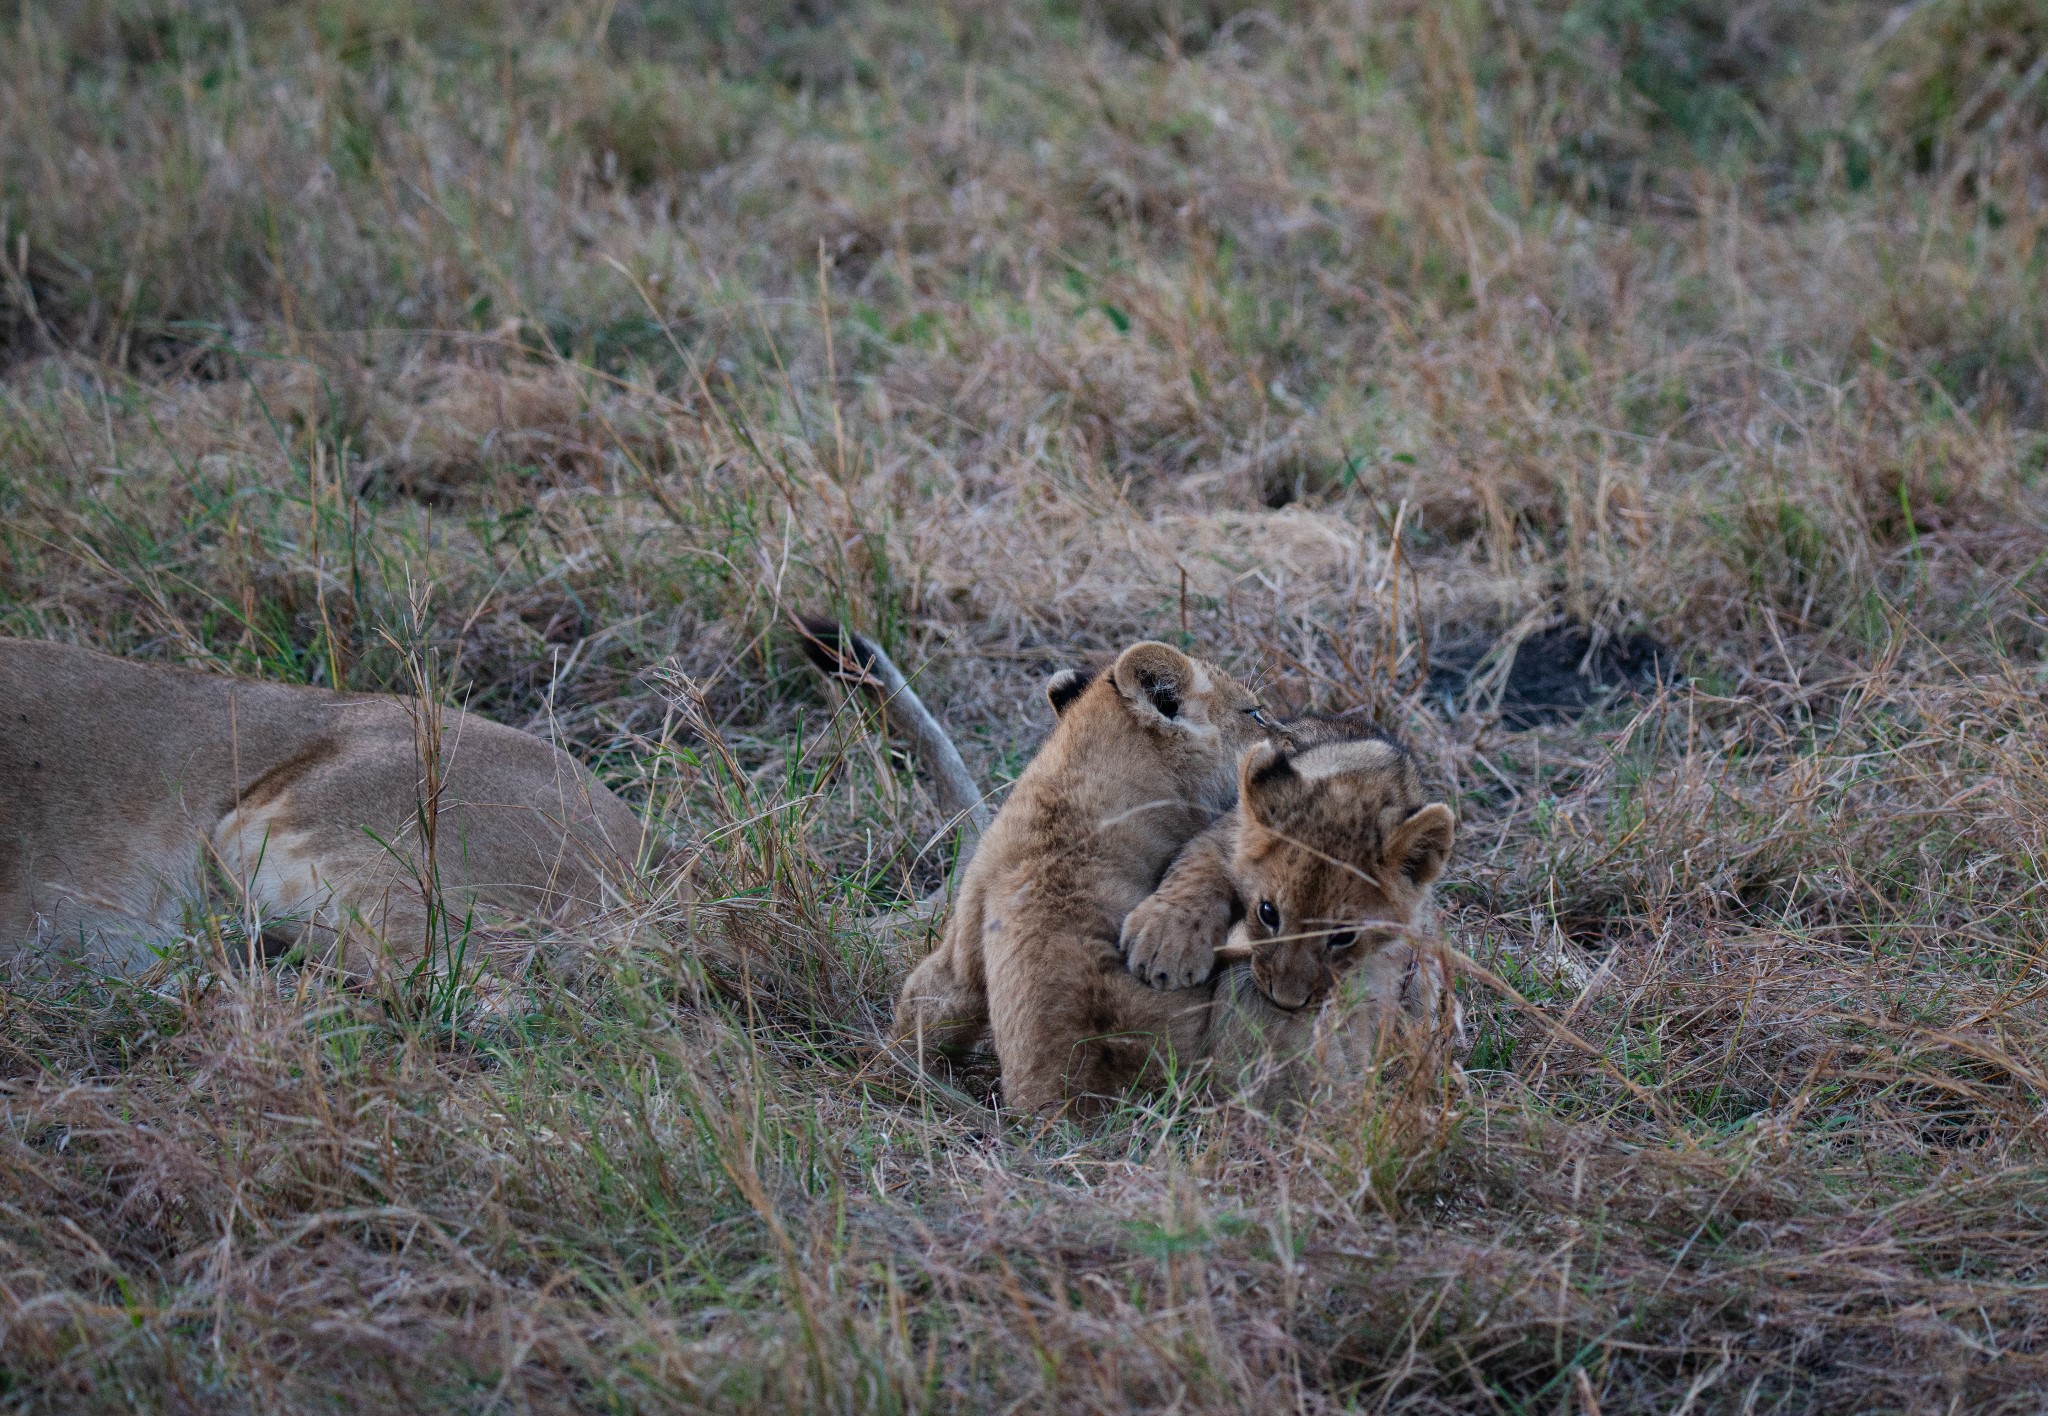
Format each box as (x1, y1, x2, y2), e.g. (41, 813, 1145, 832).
(5, 0, 2048, 1409)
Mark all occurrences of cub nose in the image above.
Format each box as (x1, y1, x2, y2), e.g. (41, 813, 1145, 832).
(1270, 979, 1314, 1010)
(1266, 965, 1332, 1012)
(1252, 944, 1336, 1011)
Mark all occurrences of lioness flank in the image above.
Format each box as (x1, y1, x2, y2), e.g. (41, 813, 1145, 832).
(1, 637, 658, 982)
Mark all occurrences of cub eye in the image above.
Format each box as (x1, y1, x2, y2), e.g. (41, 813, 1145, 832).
(1327, 930, 1357, 952)
(1257, 900, 1280, 931)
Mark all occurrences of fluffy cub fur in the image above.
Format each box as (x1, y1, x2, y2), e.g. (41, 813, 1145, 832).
(1, 637, 657, 980)
(1120, 721, 1459, 1097)
(890, 641, 1274, 1113)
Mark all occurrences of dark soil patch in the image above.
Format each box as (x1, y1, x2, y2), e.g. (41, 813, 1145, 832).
(1429, 625, 1676, 728)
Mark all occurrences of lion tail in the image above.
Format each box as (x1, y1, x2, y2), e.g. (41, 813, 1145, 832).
(793, 616, 989, 866)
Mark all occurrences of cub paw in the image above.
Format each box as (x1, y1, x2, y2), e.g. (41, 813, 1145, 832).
(1121, 894, 1232, 990)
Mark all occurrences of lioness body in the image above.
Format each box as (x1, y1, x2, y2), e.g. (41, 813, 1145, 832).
(1, 638, 652, 978)
(891, 642, 1274, 1113)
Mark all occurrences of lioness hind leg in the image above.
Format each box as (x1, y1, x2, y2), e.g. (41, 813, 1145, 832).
(892, 946, 990, 1062)
(211, 793, 530, 988)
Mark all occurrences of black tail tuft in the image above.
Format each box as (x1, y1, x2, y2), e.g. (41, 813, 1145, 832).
(797, 616, 882, 683)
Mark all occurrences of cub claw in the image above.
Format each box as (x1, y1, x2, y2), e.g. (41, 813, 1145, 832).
(1121, 895, 1231, 991)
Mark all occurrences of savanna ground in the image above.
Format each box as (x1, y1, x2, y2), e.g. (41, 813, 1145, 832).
(5, 0, 2048, 1409)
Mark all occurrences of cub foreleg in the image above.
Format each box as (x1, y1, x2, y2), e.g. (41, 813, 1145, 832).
(1120, 819, 1240, 991)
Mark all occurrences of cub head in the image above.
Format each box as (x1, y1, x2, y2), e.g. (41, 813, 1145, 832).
(1044, 641, 1276, 813)
(1231, 733, 1456, 1014)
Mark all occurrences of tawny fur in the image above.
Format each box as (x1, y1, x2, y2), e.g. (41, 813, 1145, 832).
(1119, 724, 1460, 1104)
(1, 637, 659, 981)
(889, 641, 1275, 1114)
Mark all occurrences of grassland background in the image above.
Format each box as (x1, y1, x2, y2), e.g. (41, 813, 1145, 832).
(5, 0, 2048, 1409)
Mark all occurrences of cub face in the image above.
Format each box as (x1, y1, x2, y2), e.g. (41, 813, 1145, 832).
(1231, 735, 1456, 1011)
(1045, 641, 1276, 816)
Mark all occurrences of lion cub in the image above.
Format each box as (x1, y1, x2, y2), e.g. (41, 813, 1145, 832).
(1120, 720, 1459, 1094)
(891, 641, 1275, 1113)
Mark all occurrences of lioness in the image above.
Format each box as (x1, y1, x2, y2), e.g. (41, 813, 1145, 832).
(886, 640, 1276, 1113)
(1, 637, 657, 980)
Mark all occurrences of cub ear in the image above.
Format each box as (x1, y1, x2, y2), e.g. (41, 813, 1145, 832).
(1387, 802, 1456, 886)
(1045, 665, 1096, 717)
(1239, 741, 1310, 827)
(1110, 641, 1195, 724)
